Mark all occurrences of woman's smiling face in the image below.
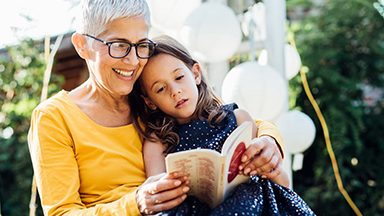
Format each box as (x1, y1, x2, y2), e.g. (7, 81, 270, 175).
(86, 17, 150, 96)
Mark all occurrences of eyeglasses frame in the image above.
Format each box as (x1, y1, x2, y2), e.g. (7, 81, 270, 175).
(82, 34, 157, 59)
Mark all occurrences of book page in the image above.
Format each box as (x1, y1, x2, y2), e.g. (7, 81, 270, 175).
(166, 149, 223, 208)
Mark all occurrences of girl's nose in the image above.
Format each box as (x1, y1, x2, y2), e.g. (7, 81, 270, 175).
(171, 86, 181, 98)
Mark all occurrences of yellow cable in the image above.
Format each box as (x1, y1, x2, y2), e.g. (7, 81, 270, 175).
(289, 36, 363, 216)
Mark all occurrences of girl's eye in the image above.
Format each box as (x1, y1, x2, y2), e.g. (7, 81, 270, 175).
(156, 87, 165, 93)
(176, 75, 184, 81)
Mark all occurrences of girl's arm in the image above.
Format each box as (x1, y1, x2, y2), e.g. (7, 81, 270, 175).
(234, 108, 259, 140)
(234, 108, 289, 187)
(143, 134, 168, 177)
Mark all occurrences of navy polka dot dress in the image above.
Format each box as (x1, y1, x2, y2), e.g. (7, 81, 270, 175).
(175, 103, 239, 153)
(155, 104, 315, 216)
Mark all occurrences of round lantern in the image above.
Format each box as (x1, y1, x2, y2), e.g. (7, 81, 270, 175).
(180, 2, 242, 63)
(147, 0, 201, 31)
(221, 62, 287, 120)
(241, 2, 266, 42)
(275, 110, 316, 154)
(258, 44, 302, 80)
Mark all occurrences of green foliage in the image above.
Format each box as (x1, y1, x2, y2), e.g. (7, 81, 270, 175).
(289, 0, 384, 215)
(0, 39, 63, 216)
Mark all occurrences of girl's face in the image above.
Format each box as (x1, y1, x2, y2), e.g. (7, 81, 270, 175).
(141, 54, 201, 124)
(86, 17, 149, 96)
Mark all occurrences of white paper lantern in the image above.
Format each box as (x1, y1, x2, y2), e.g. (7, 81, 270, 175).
(221, 62, 287, 120)
(292, 153, 305, 171)
(258, 44, 302, 80)
(241, 2, 266, 42)
(275, 110, 316, 154)
(147, 0, 201, 31)
(180, 2, 242, 63)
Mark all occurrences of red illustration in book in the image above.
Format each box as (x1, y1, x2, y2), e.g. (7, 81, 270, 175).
(227, 141, 246, 183)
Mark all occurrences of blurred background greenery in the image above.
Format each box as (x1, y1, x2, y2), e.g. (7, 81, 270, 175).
(290, 0, 384, 215)
(1, 0, 384, 215)
(0, 39, 64, 216)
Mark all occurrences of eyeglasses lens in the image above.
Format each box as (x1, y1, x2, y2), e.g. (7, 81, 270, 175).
(109, 42, 155, 58)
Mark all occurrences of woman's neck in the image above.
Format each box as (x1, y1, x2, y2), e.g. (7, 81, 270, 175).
(83, 79, 130, 111)
(68, 79, 132, 127)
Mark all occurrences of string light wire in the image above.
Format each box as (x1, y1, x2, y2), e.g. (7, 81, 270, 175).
(288, 34, 362, 216)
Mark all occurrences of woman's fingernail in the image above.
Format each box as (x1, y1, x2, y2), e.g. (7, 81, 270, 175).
(244, 168, 251, 174)
(183, 186, 190, 193)
(241, 156, 248, 162)
(250, 171, 257, 175)
(239, 165, 243, 170)
(182, 194, 187, 200)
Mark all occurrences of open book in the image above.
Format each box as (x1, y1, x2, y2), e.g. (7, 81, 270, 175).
(165, 121, 253, 209)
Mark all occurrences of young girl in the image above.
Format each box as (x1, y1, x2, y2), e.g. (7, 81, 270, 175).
(130, 35, 315, 215)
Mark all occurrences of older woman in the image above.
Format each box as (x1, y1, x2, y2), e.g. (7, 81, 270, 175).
(28, 0, 285, 215)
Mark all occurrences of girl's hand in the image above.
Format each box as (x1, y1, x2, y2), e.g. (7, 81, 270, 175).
(238, 136, 283, 179)
(136, 172, 190, 215)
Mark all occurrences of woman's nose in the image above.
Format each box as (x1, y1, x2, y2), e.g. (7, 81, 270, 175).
(122, 47, 139, 65)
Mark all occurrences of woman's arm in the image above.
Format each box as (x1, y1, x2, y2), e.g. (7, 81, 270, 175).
(269, 169, 290, 187)
(234, 109, 288, 186)
(136, 173, 189, 215)
(29, 108, 146, 215)
(254, 119, 284, 158)
(29, 105, 188, 215)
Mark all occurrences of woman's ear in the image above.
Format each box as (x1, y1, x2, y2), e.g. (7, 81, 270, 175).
(141, 95, 157, 110)
(72, 33, 90, 60)
(191, 63, 202, 85)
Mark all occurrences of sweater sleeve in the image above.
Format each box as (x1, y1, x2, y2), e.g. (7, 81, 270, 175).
(28, 108, 142, 216)
(254, 119, 284, 158)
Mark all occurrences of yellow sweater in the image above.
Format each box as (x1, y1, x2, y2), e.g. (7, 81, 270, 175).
(29, 90, 283, 215)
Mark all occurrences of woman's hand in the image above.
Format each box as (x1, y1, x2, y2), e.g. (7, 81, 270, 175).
(238, 136, 283, 179)
(136, 172, 189, 215)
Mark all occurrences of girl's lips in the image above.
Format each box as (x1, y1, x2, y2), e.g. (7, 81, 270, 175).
(113, 68, 134, 77)
(176, 99, 188, 108)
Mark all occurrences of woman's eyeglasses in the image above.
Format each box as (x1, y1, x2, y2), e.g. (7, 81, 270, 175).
(82, 34, 157, 59)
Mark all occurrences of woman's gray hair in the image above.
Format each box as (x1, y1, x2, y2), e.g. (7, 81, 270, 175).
(76, 0, 151, 37)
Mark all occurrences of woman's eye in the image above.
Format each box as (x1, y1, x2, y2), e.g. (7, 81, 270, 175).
(112, 43, 127, 49)
(176, 75, 184, 80)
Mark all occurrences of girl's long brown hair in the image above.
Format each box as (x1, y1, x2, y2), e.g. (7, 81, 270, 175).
(130, 35, 227, 153)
